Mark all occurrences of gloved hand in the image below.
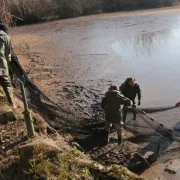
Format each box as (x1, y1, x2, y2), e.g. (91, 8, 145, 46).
(138, 100, 141, 106)
(132, 104, 136, 108)
(176, 102, 180, 107)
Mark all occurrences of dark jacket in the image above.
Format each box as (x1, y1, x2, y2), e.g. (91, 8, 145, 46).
(120, 80, 141, 103)
(101, 90, 132, 123)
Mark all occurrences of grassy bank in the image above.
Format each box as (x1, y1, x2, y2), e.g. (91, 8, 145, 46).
(0, 0, 179, 25)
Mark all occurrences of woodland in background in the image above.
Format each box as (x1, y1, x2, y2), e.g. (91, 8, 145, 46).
(0, 0, 178, 25)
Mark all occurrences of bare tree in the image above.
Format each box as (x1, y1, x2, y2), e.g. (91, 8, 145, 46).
(0, 0, 13, 25)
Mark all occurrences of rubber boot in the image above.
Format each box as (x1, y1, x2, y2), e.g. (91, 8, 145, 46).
(133, 112, 137, 120)
(117, 129, 123, 145)
(118, 135, 122, 145)
(104, 130, 109, 145)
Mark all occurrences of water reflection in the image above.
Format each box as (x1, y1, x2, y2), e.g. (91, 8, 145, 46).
(112, 29, 172, 58)
(133, 30, 171, 57)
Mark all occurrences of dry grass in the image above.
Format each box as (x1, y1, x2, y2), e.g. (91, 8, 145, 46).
(0, 0, 13, 25)
(23, 147, 145, 180)
(23, 147, 92, 180)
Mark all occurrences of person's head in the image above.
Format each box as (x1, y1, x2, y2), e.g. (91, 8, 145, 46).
(0, 23, 9, 33)
(126, 77, 135, 87)
(108, 85, 119, 91)
(104, 85, 119, 94)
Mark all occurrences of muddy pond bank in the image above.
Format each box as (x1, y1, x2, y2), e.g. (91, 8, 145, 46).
(12, 7, 180, 179)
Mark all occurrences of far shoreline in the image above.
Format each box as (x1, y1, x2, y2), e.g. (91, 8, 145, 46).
(13, 5, 180, 27)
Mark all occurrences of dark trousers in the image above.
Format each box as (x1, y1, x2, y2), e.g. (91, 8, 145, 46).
(0, 76, 13, 105)
(123, 104, 137, 123)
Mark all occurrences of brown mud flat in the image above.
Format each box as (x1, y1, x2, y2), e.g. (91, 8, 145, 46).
(11, 7, 180, 179)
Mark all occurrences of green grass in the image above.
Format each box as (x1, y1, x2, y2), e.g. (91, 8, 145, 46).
(23, 148, 92, 180)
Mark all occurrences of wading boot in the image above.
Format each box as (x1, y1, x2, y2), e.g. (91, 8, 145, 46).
(104, 130, 109, 145)
(133, 112, 137, 120)
(118, 136, 122, 145)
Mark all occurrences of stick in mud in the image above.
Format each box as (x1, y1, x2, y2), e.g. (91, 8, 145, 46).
(19, 76, 35, 138)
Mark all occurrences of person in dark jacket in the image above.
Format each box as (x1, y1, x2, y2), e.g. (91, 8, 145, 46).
(120, 78, 141, 122)
(101, 85, 132, 145)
